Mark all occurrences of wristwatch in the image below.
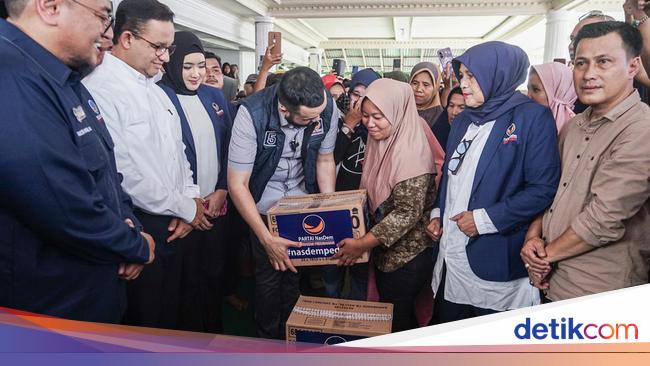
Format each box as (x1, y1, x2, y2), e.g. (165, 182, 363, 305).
(633, 15, 649, 28)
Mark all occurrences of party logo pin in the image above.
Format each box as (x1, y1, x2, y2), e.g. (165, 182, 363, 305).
(212, 102, 225, 117)
(503, 122, 518, 145)
(311, 119, 324, 136)
(88, 99, 100, 114)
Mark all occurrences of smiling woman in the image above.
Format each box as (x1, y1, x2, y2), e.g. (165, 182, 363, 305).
(335, 78, 440, 332)
(158, 31, 233, 333)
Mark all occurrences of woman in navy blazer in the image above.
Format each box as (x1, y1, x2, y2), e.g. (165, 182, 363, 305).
(159, 32, 232, 333)
(427, 42, 561, 323)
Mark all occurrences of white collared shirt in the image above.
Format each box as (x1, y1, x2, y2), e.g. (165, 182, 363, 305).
(431, 121, 539, 311)
(83, 53, 200, 222)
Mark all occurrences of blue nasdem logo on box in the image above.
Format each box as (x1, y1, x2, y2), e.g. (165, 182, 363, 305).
(295, 329, 364, 344)
(276, 210, 354, 259)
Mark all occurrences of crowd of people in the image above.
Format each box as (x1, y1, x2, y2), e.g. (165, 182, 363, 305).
(1, 0, 650, 340)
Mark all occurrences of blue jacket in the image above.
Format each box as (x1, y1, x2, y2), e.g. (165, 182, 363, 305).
(160, 84, 232, 191)
(438, 100, 560, 282)
(239, 85, 334, 202)
(0, 19, 149, 323)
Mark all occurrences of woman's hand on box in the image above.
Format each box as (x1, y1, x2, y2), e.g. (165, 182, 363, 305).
(333, 233, 379, 266)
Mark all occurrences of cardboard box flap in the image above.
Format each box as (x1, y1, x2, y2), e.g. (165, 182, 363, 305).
(270, 196, 365, 213)
(287, 296, 393, 338)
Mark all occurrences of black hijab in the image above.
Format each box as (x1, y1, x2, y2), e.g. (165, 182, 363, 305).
(161, 31, 204, 96)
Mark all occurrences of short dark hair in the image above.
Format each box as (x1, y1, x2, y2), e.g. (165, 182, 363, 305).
(113, 0, 174, 44)
(447, 86, 463, 106)
(266, 73, 282, 87)
(574, 21, 642, 59)
(3, 0, 27, 17)
(204, 51, 222, 67)
(277, 67, 325, 113)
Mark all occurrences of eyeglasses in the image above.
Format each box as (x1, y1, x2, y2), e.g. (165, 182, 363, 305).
(69, 0, 114, 34)
(448, 138, 474, 175)
(130, 33, 176, 57)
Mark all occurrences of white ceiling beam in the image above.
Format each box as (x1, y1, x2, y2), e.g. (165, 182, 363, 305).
(420, 48, 424, 62)
(392, 17, 412, 42)
(379, 51, 384, 73)
(320, 38, 481, 50)
(497, 15, 546, 41)
(162, 0, 255, 50)
(234, 0, 268, 15)
(552, 0, 621, 11)
(482, 16, 530, 41)
(270, 1, 552, 18)
(551, 0, 588, 10)
(361, 49, 367, 68)
(274, 18, 328, 48)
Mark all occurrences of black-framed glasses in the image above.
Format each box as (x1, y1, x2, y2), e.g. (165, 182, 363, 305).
(69, 0, 114, 34)
(448, 138, 474, 175)
(131, 33, 176, 57)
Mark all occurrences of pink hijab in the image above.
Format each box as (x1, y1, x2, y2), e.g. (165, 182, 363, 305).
(360, 79, 439, 212)
(531, 62, 577, 133)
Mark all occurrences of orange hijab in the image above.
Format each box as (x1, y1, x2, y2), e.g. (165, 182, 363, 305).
(360, 79, 439, 212)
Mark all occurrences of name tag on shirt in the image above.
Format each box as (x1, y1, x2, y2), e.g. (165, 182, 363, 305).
(76, 126, 93, 137)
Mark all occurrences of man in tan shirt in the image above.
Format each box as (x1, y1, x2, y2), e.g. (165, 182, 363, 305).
(521, 21, 650, 301)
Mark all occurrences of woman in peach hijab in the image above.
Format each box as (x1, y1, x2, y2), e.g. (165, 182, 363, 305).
(527, 62, 577, 133)
(334, 78, 441, 332)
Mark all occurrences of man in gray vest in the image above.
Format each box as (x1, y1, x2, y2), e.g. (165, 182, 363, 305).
(228, 67, 338, 339)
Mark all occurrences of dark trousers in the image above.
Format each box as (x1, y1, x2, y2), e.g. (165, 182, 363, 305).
(432, 263, 498, 324)
(251, 228, 300, 339)
(321, 263, 369, 301)
(177, 216, 226, 333)
(222, 199, 250, 297)
(123, 211, 183, 330)
(376, 247, 433, 333)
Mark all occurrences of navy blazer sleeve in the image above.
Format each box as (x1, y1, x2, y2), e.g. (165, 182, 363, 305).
(210, 87, 232, 192)
(484, 107, 561, 233)
(117, 171, 143, 231)
(0, 75, 149, 265)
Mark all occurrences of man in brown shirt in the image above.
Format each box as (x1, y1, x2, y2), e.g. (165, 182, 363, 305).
(521, 21, 650, 301)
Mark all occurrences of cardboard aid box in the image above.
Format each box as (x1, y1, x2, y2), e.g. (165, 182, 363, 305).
(267, 190, 369, 266)
(286, 295, 393, 344)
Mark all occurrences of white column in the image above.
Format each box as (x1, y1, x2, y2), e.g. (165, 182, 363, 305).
(255, 16, 275, 71)
(112, 0, 123, 13)
(308, 47, 323, 74)
(543, 10, 575, 62)
(239, 51, 256, 90)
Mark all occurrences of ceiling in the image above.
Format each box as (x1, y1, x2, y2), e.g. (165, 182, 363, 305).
(160, 0, 624, 76)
